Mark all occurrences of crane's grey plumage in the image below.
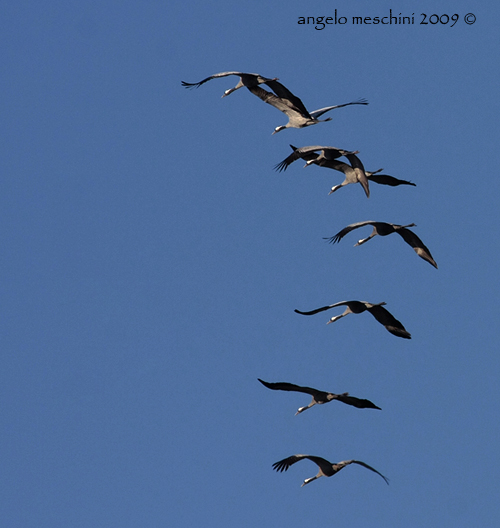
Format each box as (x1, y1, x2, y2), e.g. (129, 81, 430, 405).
(281, 146, 415, 189)
(325, 220, 438, 268)
(181, 71, 277, 97)
(258, 379, 381, 414)
(295, 300, 411, 339)
(272, 454, 389, 487)
(274, 145, 370, 197)
(274, 145, 357, 173)
(327, 153, 370, 197)
(247, 80, 368, 134)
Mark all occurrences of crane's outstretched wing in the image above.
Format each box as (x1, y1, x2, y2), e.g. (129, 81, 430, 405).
(181, 71, 247, 89)
(264, 79, 311, 117)
(367, 174, 416, 187)
(335, 394, 381, 410)
(321, 159, 352, 172)
(347, 460, 390, 485)
(258, 379, 320, 397)
(273, 454, 330, 473)
(294, 300, 351, 316)
(248, 85, 304, 119)
(397, 228, 438, 268)
(310, 98, 368, 118)
(324, 221, 377, 244)
(367, 304, 411, 339)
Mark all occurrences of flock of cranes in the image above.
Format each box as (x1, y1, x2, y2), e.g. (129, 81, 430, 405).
(183, 70, 437, 490)
(275, 144, 416, 196)
(182, 71, 368, 134)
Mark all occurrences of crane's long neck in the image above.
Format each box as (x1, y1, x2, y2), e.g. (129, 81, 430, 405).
(272, 125, 287, 135)
(355, 233, 376, 246)
(327, 313, 345, 324)
(301, 475, 319, 487)
(295, 399, 316, 415)
(329, 183, 345, 195)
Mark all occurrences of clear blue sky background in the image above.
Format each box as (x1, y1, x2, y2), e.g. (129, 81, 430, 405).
(1, 1, 499, 526)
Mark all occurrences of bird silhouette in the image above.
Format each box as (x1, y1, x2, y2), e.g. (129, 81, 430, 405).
(258, 379, 381, 414)
(295, 300, 411, 339)
(274, 145, 370, 196)
(325, 220, 438, 268)
(248, 80, 367, 134)
(273, 454, 389, 487)
(181, 71, 276, 97)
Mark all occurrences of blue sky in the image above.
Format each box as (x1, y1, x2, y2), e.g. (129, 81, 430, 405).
(1, 1, 499, 526)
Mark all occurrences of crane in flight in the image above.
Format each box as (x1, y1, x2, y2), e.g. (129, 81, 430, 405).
(183, 72, 367, 133)
(325, 220, 438, 268)
(275, 145, 415, 193)
(274, 145, 370, 197)
(258, 379, 381, 414)
(248, 81, 368, 134)
(273, 454, 389, 487)
(181, 71, 277, 97)
(295, 300, 411, 339)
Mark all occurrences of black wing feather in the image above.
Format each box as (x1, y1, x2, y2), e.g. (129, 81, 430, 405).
(367, 305, 411, 339)
(335, 394, 381, 410)
(258, 379, 321, 397)
(367, 174, 416, 187)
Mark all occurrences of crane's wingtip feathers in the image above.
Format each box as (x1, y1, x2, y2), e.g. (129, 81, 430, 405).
(181, 81, 199, 89)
